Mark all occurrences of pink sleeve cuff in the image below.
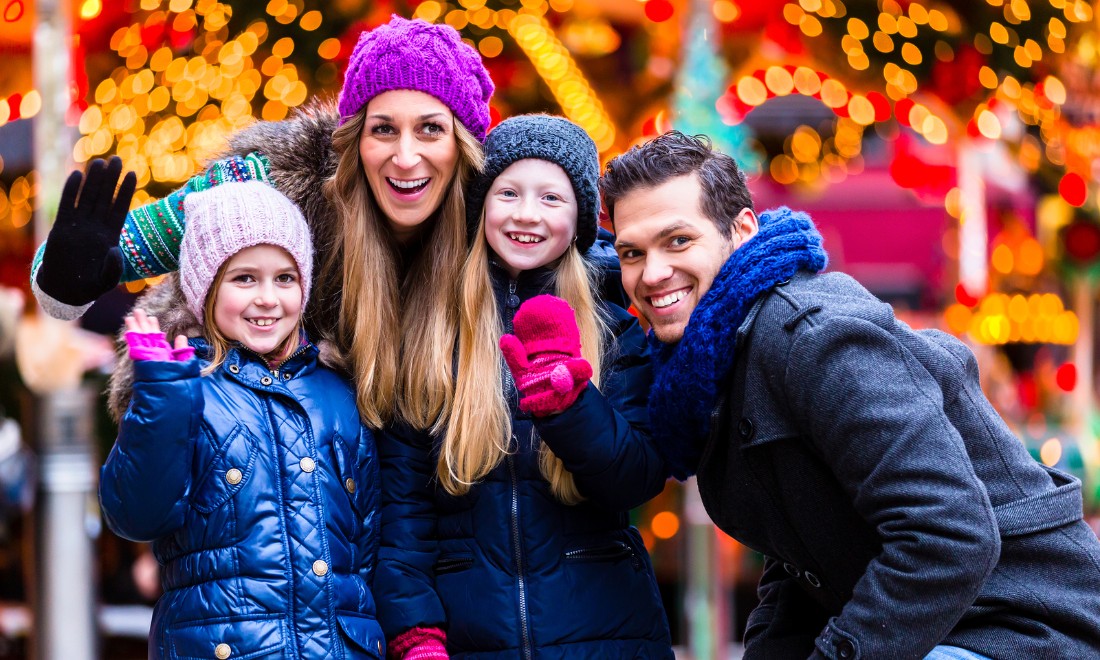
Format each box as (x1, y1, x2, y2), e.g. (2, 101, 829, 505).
(389, 627, 448, 660)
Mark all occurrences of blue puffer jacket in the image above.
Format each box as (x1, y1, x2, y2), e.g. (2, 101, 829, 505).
(374, 258, 674, 659)
(100, 339, 385, 659)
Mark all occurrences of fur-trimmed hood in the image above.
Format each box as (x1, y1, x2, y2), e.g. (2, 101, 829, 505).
(107, 101, 344, 421)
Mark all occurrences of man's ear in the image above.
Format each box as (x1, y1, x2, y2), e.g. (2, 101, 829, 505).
(734, 208, 759, 246)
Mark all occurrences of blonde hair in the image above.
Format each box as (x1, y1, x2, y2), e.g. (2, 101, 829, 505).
(200, 261, 304, 376)
(322, 109, 483, 429)
(440, 211, 607, 504)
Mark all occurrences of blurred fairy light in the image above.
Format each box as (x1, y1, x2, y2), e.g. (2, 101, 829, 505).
(72, 0, 313, 187)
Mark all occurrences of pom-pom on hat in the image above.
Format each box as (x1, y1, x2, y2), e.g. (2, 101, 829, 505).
(179, 181, 313, 323)
(337, 15, 495, 141)
(466, 114, 600, 252)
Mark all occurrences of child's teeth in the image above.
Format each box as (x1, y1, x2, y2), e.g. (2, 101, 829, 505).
(509, 233, 542, 243)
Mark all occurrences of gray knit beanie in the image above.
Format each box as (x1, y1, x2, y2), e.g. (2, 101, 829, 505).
(179, 181, 313, 323)
(466, 114, 600, 252)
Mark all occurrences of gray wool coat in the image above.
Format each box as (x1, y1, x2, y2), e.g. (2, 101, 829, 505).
(697, 270, 1100, 660)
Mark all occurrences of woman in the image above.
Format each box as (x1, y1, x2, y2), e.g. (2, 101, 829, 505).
(31, 16, 493, 431)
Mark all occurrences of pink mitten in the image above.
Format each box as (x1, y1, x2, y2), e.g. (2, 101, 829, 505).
(499, 295, 593, 417)
(171, 344, 195, 362)
(124, 331, 174, 362)
(389, 627, 448, 660)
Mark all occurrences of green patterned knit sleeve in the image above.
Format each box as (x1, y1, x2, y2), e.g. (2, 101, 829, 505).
(117, 152, 272, 281)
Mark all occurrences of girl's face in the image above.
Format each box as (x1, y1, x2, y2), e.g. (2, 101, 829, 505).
(213, 244, 303, 357)
(484, 159, 577, 279)
(359, 90, 460, 242)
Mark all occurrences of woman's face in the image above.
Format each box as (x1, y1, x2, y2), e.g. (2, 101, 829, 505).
(359, 90, 460, 242)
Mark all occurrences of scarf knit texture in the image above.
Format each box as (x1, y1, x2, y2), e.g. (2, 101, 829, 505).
(648, 206, 828, 480)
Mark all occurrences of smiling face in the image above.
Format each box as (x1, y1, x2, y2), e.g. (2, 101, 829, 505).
(359, 90, 460, 241)
(613, 173, 757, 343)
(483, 158, 578, 278)
(212, 244, 303, 358)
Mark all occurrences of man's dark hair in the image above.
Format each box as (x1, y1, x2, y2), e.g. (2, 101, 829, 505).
(599, 131, 753, 240)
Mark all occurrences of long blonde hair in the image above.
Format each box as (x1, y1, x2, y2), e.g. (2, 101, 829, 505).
(440, 211, 608, 504)
(322, 109, 483, 429)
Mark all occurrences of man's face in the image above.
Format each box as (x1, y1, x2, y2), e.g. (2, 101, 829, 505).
(613, 173, 757, 343)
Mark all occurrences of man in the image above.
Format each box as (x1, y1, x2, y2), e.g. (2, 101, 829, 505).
(601, 131, 1100, 660)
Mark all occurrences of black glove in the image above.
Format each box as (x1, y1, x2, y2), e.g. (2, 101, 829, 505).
(36, 156, 136, 307)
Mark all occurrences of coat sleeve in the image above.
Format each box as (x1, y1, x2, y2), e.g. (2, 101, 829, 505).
(784, 316, 1000, 659)
(357, 424, 381, 589)
(373, 422, 447, 640)
(99, 358, 203, 542)
(534, 307, 669, 511)
(31, 154, 271, 320)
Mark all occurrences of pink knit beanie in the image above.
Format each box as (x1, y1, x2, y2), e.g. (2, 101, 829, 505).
(337, 15, 495, 140)
(179, 181, 313, 323)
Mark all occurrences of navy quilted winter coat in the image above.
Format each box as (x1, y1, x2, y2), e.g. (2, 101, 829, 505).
(100, 340, 384, 659)
(374, 258, 674, 659)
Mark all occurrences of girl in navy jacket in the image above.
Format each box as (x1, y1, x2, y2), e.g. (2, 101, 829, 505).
(100, 181, 383, 659)
(375, 116, 673, 659)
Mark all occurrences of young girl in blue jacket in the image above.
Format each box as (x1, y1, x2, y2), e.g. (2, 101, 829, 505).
(99, 181, 384, 659)
(375, 116, 673, 659)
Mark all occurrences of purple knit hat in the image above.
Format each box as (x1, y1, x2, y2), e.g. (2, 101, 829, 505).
(337, 16, 495, 141)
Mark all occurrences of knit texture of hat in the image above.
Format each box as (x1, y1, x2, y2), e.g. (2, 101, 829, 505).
(337, 15, 495, 140)
(179, 181, 313, 323)
(467, 114, 600, 252)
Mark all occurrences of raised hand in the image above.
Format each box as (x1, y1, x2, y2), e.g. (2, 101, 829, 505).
(499, 295, 592, 417)
(36, 156, 137, 306)
(124, 309, 191, 362)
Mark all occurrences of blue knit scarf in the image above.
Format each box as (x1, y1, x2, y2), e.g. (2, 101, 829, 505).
(648, 207, 828, 479)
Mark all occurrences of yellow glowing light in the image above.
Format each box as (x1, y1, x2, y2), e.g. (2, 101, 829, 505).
(1049, 17, 1067, 39)
(651, 511, 680, 539)
(770, 155, 799, 184)
(923, 115, 948, 144)
(168, 0, 193, 12)
(901, 42, 922, 65)
(1043, 76, 1067, 105)
(783, 4, 805, 25)
(990, 22, 1009, 44)
(713, 0, 740, 23)
(991, 244, 1014, 274)
(272, 37, 295, 59)
(848, 50, 870, 70)
(977, 109, 1001, 139)
(790, 126, 822, 163)
(765, 66, 795, 96)
(873, 31, 895, 52)
(79, 0, 103, 20)
(300, 10, 322, 31)
(446, 9, 469, 30)
(979, 66, 998, 89)
(1040, 439, 1062, 467)
(847, 95, 875, 125)
(793, 67, 822, 95)
(479, 36, 504, 58)
(908, 3, 928, 24)
(896, 16, 917, 38)
(847, 17, 869, 39)
(318, 38, 341, 60)
(1010, 0, 1031, 21)
(1014, 44, 1032, 67)
(820, 79, 848, 108)
(19, 91, 42, 119)
(1016, 238, 1043, 275)
(737, 76, 768, 106)
(801, 14, 823, 37)
(945, 304, 973, 334)
(800, 0, 823, 12)
(928, 9, 948, 31)
(878, 12, 898, 34)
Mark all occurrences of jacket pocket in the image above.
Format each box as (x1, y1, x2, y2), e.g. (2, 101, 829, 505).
(167, 614, 285, 659)
(333, 432, 372, 518)
(564, 539, 641, 569)
(433, 553, 474, 575)
(336, 611, 385, 658)
(191, 424, 260, 514)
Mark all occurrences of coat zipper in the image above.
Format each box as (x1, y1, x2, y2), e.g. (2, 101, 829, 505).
(502, 278, 531, 659)
(508, 451, 532, 660)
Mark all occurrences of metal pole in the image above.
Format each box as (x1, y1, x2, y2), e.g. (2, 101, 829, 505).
(683, 477, 729, 659)
(1072, 275, 1098, 488)
(32, 0, 75, 246)
(24, 388, 98, 660)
